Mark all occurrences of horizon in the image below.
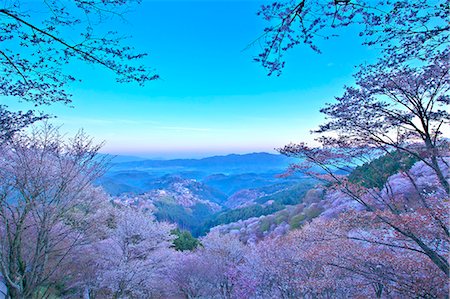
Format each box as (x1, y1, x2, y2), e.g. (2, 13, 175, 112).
(100, 150, 284, 160)
(4, 0, 378, 155)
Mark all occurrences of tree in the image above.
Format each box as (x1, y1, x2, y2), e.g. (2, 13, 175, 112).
(348, 150, 419, 189)
(0, 108, 45, 142)
(50, 204, 117, 298)
(0, 124, 109, 298)
(319, 51, 449, 193)
(200, 232, 246, 299)
(254, 0, 449, 75)
(237, 230, 358, 298)
(279, 54, 450, 277)
(297, 205, 449, 298)
(168, 232, 246, 299)
(171, 228, 200, 251)
(0, 0, 158, 139)
(94, 208, 175, 298)
(280, 49, 449, 189)
(258, 0, 449, 285)
(168, 252, 217, 298)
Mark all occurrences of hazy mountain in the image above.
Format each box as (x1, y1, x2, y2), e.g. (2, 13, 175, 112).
(202, 172, 302, 195)
(145, 175, 227, 204)
(96, 170, 160, 196)
(97, 153, 148, 163)
(109, 152, 295, 174)
(96, 152, 314, 236)
(224, 189, 266, 209)
(98, 152, 301, 196)
(113, 175, 226, 233)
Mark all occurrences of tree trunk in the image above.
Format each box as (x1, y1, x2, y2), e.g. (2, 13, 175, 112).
(424, 138, 449, 195)
(408, 232, 449, 277)
(430, 154, 450, 195)
(373, 282, 384, 298)
(83, 287, 91, 299)
(7, 287, 25, 299)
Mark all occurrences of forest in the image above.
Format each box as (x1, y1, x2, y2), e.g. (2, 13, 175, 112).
(0, 0, 449, 298)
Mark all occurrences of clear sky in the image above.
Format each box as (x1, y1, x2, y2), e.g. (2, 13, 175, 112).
(6, 0, 379, 158)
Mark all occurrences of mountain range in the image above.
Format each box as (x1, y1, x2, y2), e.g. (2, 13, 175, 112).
(96, 152, 314, 236)
(107, 152, 296, 173)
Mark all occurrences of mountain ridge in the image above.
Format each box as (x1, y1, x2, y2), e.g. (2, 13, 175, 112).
(110, 152, 295, 172)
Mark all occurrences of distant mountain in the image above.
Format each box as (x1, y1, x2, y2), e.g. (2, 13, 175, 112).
(113, 176, 225, 233)
(225, 189, 266, 209)
(145, 175, 227, 204)
(96, 170, 159, 196)
(202, 172, 302, 195)
(96, 152, 315, 236)
(98, 153, 303, 197)
(97, 154, 148, 163)
(110, 152, 296, 174)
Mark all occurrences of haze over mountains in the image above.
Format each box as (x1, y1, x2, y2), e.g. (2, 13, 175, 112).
(108, 152, 295, 172)
(98, 152, 299, 195)
(96, 152, 316, 235)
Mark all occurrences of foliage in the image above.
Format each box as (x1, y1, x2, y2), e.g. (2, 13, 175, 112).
(255, 180, 315, 205)
(254, 0, 449, 75)
(348, 150, 419, 188)
(0, 0, 158, 139)
(305, 204, 322, 218)
(0, 107, 46, 141)
(171, 228, 200, 251)
(202, 202, 285, 234)
(280, 50, 450, 193)
(164, 158, 449, 297)
(289, 213, 306, 229)
(167, 232, 246, 299)
(275, 210, 289, 224)
(3, 146, 445, 297)
(200, 181, 317, 236)
(91, 208, 175, 298)
(0, 124, 109, 298)
(259, 219, 271, 233)
(274, 0, 450, 283)
(237, 206, 448, 298)
(279, 54, 450, 277)
(155, 201, 215, 236)
(155, 201, 192, 226)
(213, 189, 326, 242)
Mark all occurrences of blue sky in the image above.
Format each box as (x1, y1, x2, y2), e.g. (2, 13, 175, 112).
(7, 0, 378, 158)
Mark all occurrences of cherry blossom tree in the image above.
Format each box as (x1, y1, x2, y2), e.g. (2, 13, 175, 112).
(0, 0, 158, 139)
(200, 232, 247, 299)
(168, 232, 246, 299)
(277, 24, 449, 284)
(280, 152, 449, 279)
(298, 210, 449, 298)
(238, 233, 356, 298)
(282, 50, 449, 189)
(0, 108, 45, 142)
(168, 252, 218, 298)
(0, 124, 109, 298)
(254, 0, 449, 75)
(48, 203, 118, 298)
(93, 208, 175, 299)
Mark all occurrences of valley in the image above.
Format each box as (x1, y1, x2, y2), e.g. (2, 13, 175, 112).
(97, 152, 317, 236)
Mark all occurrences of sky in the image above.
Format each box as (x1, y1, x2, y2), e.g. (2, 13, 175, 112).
(6, 0, 379, 158)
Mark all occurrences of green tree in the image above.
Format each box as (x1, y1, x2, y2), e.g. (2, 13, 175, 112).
(171, 229, 200, 251)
